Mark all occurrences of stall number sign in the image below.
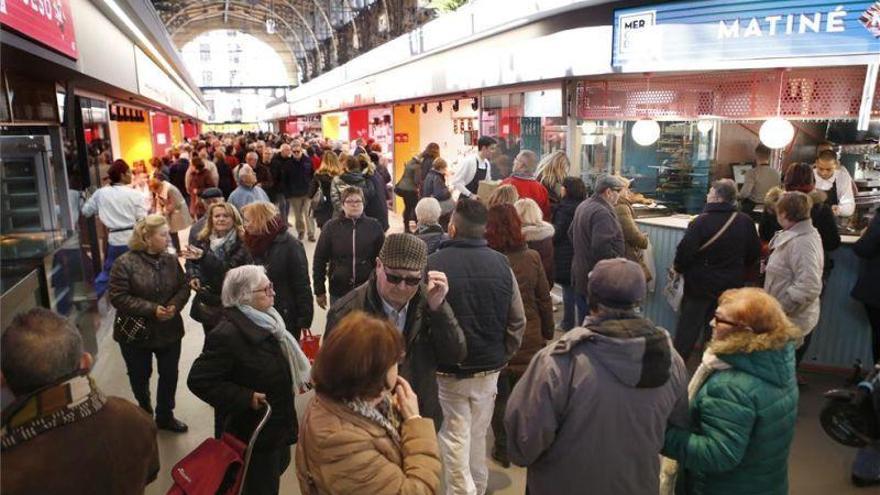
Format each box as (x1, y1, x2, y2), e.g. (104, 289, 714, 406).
(0, 0, 77, 59)
(613, 0, 880, 70)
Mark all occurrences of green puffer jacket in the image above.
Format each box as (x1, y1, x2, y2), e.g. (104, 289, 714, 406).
(663, 338, 798, 495)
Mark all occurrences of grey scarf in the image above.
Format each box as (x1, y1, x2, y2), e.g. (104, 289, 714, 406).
(236, 304, 312, 395)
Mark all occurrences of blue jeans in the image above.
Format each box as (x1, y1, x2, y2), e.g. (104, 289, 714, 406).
(95, 244, 129, 298)
(561, 284, 588, 331)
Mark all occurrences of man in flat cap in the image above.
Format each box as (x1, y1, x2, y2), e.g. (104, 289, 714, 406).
(326, 233, 466, 428)
(505, 258, 688, 495)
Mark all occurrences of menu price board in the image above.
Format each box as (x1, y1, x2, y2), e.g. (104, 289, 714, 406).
(0, 0, 78, 60)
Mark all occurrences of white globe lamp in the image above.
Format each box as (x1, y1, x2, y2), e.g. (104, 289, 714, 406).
(696, 119, 714, 134)
(632, 119, 660, 146)
(759, 117, 795, 149)
(580, 121, 598, 135)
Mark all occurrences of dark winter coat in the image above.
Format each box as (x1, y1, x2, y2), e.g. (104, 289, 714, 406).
(312, 215, 385, 298)
(415, 224, 449, 254)
(186, 234, 252, 324)
(674, 202, 760, 298)
(569, 196, 625, 295)
(421, 169, 451, 202)
(188, 307, 297, 452)
(109, 250, 190, 349)
(169, 159, 189, 203)
(852, 213, 880, 308)
(250, 231, 313, 339)
(282, 154, 313, 198)
(552, 197, 579, 285)
(504, 247, 554, 375)
(395, 156, 421, 192)
(215, 161, 236, 199)
(308, 172, 335, 227)
(365, 171, 390, 231)
(325, 274, 467, 427)
(522, 221, 555, 288)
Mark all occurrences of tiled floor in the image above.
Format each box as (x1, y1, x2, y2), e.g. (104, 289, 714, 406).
(88, 213, 866, 494)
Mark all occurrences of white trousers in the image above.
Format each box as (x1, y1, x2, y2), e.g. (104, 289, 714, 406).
(437, 372, 499, 495)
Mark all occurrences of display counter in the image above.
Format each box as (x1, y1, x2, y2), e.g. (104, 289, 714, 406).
(636, 215, 870, 370)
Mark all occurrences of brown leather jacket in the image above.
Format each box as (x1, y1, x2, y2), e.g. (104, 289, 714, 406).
(109, 250, 190, 349)
(615, 197, 652, 282)
(296, 394, 441, 495)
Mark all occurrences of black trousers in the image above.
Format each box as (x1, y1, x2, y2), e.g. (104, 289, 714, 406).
(866, 304, 880, 365)
(119, 340, 182, 420)
(399, 190, 419, 227)
(674, 293, 718, 362)
(491, 368, 520, 456)
(242, 446, 291, 495)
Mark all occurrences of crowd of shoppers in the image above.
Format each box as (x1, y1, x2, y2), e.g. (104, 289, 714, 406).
(6, 130, 873, 495)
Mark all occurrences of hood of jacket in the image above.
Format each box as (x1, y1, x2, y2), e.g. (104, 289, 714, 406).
(768, 218, 817, 251)
(559, 316, 672, 388)
(522, 221, 555, 242)
(340, 171, 366, 186)
(708, 315, 799, 388)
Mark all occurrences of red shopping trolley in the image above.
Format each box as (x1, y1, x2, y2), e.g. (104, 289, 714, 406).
(167, 404, 272, 495)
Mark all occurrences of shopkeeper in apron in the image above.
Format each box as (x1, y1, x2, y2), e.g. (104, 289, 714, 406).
(450, 136, 498, 199)
(813, 149, 856, 218)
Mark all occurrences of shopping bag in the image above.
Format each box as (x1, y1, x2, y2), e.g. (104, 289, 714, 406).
(300, 328, 321, 364)
(663, 268, 685, 312)
(166, 433, 246, 495)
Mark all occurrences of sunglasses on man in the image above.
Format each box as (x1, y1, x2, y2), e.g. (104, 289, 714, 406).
(384, 271, 421, 286)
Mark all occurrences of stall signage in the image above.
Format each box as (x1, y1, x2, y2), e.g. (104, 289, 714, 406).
(0, 0, 77, 59)
(394, 133, 409, 143)
(613, 0, 880, 70)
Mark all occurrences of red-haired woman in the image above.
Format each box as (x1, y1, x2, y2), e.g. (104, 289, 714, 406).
(296, 312, 441, 494)
(484, 203, 554, 467)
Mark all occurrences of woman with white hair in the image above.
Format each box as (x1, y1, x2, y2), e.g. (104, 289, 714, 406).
(189, 264, 311, 495)
(515, 198, 555, 287)
(502, 150, 551, 220)
(414, 197, 449, 254)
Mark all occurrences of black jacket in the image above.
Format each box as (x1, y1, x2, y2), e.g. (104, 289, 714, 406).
(308, 172, 335, 227)
(325, 274, 467, 427)
(852, 214, 880, 308)
(674, 202, 761, 298)
(421, 169, 451, 201)
(186, 235, 252, 316)
(569, 196, 625, 295)
(365, 172, 390, 231)
(415, 224, 449, 254)
(215, 161, 236, 199)
(312, 215, 384, 298)
(251, 232, 313, 339)
(287, 154, 314, 197)
(428, 238, 524, 374)
(188, 308, 297, 451)
(108, 251, 191, 349)
(552, 197, 579, 284)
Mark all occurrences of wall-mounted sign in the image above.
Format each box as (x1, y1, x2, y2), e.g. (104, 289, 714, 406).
(0, 0, 77, 59)
(394, 133, 409, 143)
(613, 0, 880, 71)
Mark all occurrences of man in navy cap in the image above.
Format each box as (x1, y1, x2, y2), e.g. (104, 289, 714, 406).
(187, 188, 225, 245)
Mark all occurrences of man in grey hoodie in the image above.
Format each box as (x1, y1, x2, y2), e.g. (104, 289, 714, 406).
(505, 258, 688, 495)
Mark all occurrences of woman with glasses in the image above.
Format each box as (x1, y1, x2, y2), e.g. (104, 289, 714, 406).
(182, 202, 252, 340)
(661, 287, 799, 495)
(313, 187, 385, 309)
(189, 265, 312, 495)
(240, 201, 313, 341)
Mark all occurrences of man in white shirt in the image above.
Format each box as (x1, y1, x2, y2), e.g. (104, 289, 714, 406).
(450, 136, 497, 199)
(81, 160, 147, 298)
(814, 149, 855, 217)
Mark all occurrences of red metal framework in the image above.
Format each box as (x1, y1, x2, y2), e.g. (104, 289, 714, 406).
(576, 67, 877, 121)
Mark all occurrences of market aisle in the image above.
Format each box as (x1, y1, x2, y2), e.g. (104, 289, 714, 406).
(90, 213, 860, 495)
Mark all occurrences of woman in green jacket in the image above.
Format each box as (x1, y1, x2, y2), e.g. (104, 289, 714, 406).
(662, 287, 799, 495)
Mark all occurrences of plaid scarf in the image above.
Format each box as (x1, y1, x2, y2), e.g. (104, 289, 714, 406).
(1, 371, 106, 450)
(344, 395, 402, 446)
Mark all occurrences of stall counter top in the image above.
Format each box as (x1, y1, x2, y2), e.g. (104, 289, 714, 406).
(635, 214, 860, 244)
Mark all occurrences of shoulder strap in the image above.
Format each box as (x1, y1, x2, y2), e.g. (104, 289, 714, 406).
(699, 212, 738, 252)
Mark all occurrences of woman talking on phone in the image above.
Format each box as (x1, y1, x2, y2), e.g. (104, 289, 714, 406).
(296, 311, 442, 495)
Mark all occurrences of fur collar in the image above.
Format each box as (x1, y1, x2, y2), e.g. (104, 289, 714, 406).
(522, 221, 555, 242)
(709, 320, 800, 356)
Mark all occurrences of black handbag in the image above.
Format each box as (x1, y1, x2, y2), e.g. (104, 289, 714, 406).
(114, 314, 150, 344)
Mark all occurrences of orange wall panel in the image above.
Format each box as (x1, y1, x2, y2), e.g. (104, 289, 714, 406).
(116, 120, 153, 168)
(392, 105, 420, 213)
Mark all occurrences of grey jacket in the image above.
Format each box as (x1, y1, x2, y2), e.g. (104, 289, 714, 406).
(764, 219, 824, 336)
(505, 315, 688, 495)
(568, 196, 625, 295)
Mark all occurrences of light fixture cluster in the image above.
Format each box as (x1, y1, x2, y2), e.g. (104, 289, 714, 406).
(408, 97, 479, 114)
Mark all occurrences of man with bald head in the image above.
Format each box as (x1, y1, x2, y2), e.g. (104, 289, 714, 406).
(228, 164, 270, 211)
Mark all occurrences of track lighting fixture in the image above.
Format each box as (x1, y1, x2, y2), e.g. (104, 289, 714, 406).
(452, 99, 460, 112)
(436, 102, 443, 113)
(421, 103, 428, 114)
(471, 97, 479, 111)
(409, 104, 416, 114)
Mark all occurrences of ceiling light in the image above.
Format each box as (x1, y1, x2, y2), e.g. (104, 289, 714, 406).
(759, 117, 795, 149)
(421, 103, 428, 114)
(436, 102, 443, 113)
(631, 119, 660, 146)
(696, 119, 714, 134)
(471, 97, 478, 111)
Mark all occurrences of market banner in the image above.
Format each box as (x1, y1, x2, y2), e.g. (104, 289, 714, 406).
(0, 0, 77, 60)
(613, 0, 880, 71)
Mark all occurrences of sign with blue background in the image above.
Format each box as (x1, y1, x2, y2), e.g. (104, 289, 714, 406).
(613, 0, 880, 70)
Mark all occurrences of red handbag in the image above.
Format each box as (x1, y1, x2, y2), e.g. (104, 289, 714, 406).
(166, 433, 246, 495)
(300, 328, 321, 363)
